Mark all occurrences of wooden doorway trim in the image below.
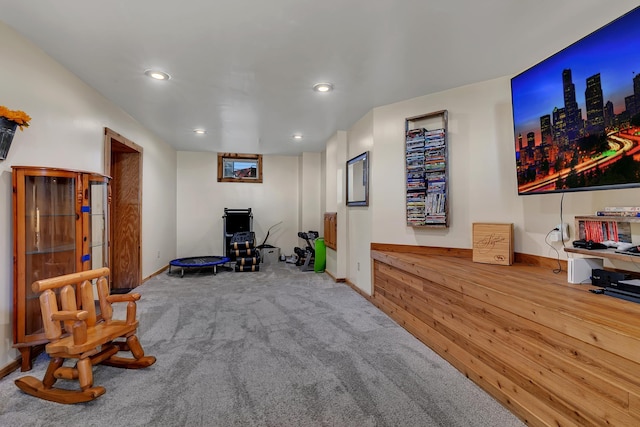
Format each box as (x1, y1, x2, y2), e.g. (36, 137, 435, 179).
(104, 128, 143, 292)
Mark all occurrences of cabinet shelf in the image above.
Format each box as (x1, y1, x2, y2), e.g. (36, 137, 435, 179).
(575, 215, 640, 223)
(566, 215, 640, 263)
(564, 247, 640, 263)
(25, 244, 76, 255)
(574, 215, 638, 243)
(26, 213, 75, 218)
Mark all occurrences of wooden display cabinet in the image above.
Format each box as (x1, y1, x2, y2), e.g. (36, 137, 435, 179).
(12, 166, 110, 371)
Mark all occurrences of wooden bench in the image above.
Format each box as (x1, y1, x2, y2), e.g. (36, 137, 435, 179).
(15, 267, 156, 404)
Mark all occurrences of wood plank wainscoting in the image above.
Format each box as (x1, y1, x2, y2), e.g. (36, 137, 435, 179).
(370, 243, 640, 427)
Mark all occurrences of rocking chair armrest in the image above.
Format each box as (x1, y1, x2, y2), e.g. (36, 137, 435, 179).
(106, 293, 141, 304)
(51, 310, 89, 322)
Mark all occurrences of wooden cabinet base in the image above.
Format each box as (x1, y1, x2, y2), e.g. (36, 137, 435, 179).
(15, 344, 45, 372)
(18, 347, 32, 372)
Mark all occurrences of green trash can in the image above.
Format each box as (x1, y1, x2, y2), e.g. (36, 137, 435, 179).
(314, 238, 326, 273)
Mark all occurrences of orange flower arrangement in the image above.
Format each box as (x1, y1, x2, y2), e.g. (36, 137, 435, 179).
(0, 105, 31, 131)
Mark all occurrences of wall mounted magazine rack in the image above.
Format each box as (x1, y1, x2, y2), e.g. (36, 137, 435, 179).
(405, 110, 449, 228)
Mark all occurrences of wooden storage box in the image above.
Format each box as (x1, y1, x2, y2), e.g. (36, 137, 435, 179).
(472, 223, 513, 265)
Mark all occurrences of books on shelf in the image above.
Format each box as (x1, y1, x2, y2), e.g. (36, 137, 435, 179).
(579, 220, 632, 243)
(596, 211, 640, 217)
(603, 206, 640, 212)
(405, 125, 447, 226)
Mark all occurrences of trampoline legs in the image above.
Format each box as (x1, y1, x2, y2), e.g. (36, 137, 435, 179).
(169, 256, 230, 277)
(168, 265, 186, 278)
(172, 265, 215, 277)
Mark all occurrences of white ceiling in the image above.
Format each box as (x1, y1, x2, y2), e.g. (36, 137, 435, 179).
(1, 1, 638, 155)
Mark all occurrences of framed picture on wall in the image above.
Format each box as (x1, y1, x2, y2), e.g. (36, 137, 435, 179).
(217, 153, 263, 183)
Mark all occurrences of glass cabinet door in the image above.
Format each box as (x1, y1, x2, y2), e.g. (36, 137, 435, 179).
(82, 175, 109, 311)
(23, 173, 78, 337)
(88, 176, 109, 270)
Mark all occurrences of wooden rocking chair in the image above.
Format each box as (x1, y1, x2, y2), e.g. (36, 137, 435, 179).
(15, 267, 156, 404)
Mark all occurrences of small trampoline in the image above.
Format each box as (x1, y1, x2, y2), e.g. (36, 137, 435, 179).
(169, 256, 230, 277)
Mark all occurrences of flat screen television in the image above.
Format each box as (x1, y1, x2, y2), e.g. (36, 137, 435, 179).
(511, 6, 640, 195)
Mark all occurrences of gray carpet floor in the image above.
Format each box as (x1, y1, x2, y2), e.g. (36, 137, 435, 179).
(0, 261, 525, 427)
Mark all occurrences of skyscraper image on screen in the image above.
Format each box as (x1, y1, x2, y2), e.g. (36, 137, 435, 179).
(511, 6, 640, 195)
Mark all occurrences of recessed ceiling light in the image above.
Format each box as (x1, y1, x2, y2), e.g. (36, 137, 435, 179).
(313, 82, 333, 93)
(144, 69, 171, 80)
(293, 134, 303, 140)
(193, 129, 207, 135)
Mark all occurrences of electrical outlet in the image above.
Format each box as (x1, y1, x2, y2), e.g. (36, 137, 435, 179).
(556, 223, 569, 241)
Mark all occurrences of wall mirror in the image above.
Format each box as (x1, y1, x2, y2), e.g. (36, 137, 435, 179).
(346, 151, 369, 206)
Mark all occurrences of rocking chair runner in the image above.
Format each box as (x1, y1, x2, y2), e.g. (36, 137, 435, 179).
(15, 267, 156, 404)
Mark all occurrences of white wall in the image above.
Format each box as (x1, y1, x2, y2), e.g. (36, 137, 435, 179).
(176, 152, 300, 257)
(324, 131, 347, 279)
(0, 22, 177, 368)
(324, 73, 640, 297)
(347, 111, 374, 293)
(370, 76, 640, 271)
(372, 78, 517, 248)
(141, 142, 178, 273)
(301, 152, 322, 233)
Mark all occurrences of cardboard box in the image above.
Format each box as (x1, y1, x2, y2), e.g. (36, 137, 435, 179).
(260, 247, 280, 264)
(472, 223, 514, 265)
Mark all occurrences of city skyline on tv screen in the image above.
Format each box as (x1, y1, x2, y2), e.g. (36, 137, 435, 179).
(512, 6, 640, 195)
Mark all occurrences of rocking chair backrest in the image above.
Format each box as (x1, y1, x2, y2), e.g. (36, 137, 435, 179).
(32, 267, 110, 340)
(60, 284, 79, 336)
(96, 275, 112, 323)
(79, 280, 97, 326)
(39, 289, 63, 340)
